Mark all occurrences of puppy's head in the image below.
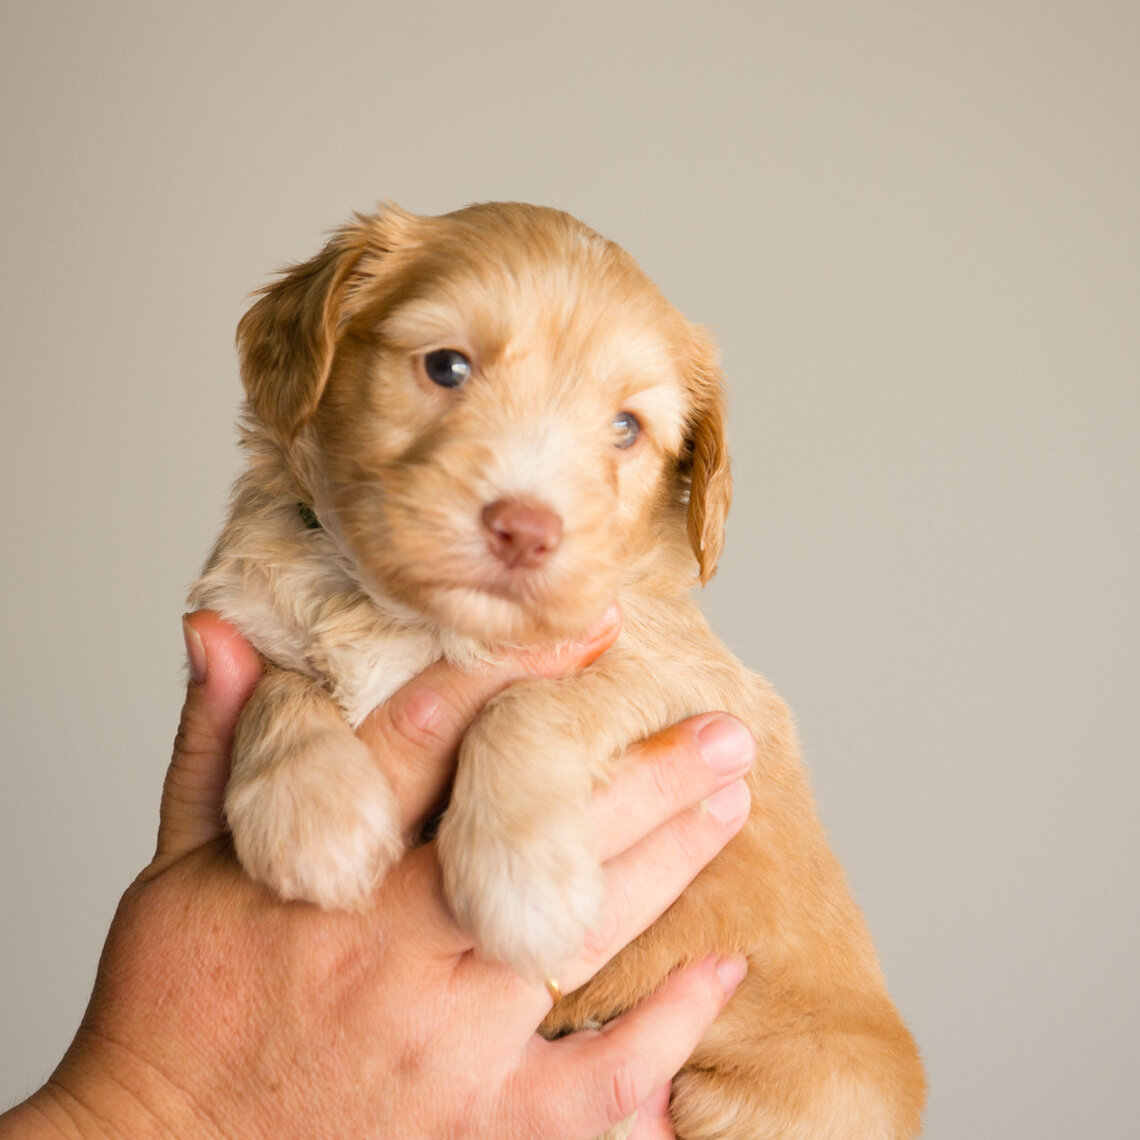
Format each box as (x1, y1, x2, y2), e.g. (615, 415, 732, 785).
(238, 202, 731, 642)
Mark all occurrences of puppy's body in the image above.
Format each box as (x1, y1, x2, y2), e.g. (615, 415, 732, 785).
(191, 202, 925, 1137)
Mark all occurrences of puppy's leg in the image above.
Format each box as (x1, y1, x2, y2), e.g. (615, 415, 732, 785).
(438, 676, 607, 981)
(669, 1042, 925, 1140)
(225, 665, 402, 908)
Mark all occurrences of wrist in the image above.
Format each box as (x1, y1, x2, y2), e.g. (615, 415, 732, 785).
(0, 1083, 102, 1140)
(0, 1031, 225, 1140)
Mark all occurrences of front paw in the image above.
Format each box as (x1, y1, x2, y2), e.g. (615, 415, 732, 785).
(438, 798, 604, 980)
(225, 727, 401, 910)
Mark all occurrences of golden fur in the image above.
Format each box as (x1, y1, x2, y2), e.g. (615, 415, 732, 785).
(190, 202, 925, 1137)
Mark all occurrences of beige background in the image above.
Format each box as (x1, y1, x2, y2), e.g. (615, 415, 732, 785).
(2, 2, 1137, 1135)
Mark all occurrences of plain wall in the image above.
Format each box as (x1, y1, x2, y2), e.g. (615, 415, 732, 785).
(2, 2, 1137, 1135)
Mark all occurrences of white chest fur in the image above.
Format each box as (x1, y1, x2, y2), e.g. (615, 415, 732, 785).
(189, 504, 469, 729)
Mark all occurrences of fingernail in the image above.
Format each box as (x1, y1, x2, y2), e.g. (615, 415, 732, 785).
(715, 954, 748, 996)
(182, 614, 207, 685)
(697, 715, 754, 777)
(704, 779, 750, 827)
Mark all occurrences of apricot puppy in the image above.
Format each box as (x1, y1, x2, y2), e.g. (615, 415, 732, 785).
(191, 202, 925, 1138)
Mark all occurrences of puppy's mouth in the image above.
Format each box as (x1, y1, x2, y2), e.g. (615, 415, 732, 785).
(377, 545, 607, 643)
(336, 491, 616, 642)
(407, 568, 584, 642)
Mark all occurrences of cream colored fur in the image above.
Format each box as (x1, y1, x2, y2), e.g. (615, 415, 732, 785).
(190, 201, 926, 1137)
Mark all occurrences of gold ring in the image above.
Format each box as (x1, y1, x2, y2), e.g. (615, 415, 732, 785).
(544, 976, 562, 1004)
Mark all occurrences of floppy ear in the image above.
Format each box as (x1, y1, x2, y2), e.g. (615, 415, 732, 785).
(236, 224, 371, 441)
(682, 326, 732, 584)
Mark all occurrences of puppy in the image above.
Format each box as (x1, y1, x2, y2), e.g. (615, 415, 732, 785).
(190, 202, 925, 1138)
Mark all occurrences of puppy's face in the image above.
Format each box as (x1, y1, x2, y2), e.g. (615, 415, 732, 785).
(239, 204, 730, 642)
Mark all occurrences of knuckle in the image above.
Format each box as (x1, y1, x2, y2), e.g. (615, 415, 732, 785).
(646, 743, 696, 809)
(580, 901, 621, 961)
(608, 1056, 647, 1124)
(672, 806, 713, 865)
(386, 684, 449, 751)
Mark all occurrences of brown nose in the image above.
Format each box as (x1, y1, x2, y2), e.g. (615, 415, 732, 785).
(482, 499, 563, 569)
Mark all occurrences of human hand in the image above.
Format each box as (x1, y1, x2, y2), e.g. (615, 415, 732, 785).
(2, 609, 753, 1140)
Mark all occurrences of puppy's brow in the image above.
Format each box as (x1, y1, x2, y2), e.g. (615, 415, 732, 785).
(378, 301, 468, 349)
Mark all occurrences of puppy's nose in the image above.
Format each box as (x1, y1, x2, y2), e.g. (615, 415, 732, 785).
(482, 499, 563, 569)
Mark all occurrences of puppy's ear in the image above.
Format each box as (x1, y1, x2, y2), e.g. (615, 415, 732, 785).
(236, 223, 372, 441)
(682, 326, 732, 584)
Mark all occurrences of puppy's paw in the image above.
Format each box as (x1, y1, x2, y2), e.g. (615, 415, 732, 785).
(225, 727, 401, 909)
(438, 794, 603, 980)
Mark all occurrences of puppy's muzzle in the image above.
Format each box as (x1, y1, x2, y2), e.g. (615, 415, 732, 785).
(482, 499, 563, 569)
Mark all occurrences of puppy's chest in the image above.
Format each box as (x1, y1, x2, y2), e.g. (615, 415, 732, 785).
(294, 599, 443, 727)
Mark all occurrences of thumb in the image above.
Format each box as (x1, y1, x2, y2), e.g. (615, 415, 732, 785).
(152, 611, 263, 869)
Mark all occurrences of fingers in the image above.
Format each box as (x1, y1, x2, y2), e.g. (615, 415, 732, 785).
(563, 786, 751, 996)
(152, 612, 263, 870)
(425, 712, 754, 1004)
(358, 605, 621, 837)
(547, 716, 753, 994)
(522, 954, 747, 1140)
(592, 714, 755, 863)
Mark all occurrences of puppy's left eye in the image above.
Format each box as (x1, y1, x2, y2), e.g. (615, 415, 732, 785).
(612, 411, 641, 449)
(422, 349, 472, 389)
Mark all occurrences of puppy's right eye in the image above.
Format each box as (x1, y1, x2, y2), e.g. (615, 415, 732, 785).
(422, 349, 472, 389)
